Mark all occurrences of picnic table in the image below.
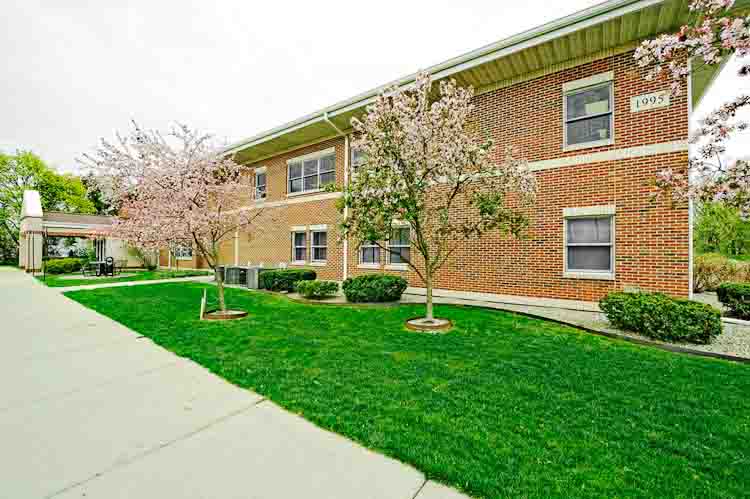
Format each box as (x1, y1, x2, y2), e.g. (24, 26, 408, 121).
(82, 258, 119, 277)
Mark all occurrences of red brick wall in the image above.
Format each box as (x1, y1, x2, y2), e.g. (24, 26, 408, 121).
(232, 48, 690, 301)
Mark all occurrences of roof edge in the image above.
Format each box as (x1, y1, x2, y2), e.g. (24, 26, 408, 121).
(222, 0, 665, 156)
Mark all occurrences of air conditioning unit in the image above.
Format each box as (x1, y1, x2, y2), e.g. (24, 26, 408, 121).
(225, 266, 247, 286)
(246, 267, 260, 289)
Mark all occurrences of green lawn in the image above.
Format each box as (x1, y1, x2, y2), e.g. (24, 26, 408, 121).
(38, 269, 210, 287)
(65, 283, 750, 499)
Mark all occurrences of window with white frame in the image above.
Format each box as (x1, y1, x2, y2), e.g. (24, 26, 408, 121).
(564, 81, 613, 148)
(565, 216, 614, 274)
(311, 230, 327, 262)
(292, 231, 307, 262)
(255, 169, 266, 199)
(388, 227, 410, 265)
(288, 151, 335, 194)
(360, 241, 380, 265)
(174, 245, 193, 260)
(351, 147, 366, 169)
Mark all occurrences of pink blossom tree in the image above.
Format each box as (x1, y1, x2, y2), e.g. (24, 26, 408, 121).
(80, 123, 262, 312)
(634, 0, 750, 215)
(342, 72, 536, 324)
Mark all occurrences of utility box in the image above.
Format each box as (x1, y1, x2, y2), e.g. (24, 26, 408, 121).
(246, 267, 260, 289)
(222, 265, 262, 288)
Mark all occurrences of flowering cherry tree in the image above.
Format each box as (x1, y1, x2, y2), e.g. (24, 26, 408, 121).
(634, 0, 750, 215)
(80, 123, 262, 312)
(342, 72, 536, 323)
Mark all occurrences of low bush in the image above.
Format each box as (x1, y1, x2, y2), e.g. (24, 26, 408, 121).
(259, 268, 316, 292)
(599, 291, 722, 344)
(44, 258, 83, 275)
(342, 274, 408, 303)
(693, 253, 737, 292)
(295, 280, 339, 299)
(717, 282, 750, 320)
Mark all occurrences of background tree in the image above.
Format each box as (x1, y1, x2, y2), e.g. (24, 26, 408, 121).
(0, 150, 95, 261)
(694, 201, 750, 255)
(634, 0, 750, 216)
(342, 72, 536, 323)
(81, 172, 116, 215)
(80, 123, 263, 312)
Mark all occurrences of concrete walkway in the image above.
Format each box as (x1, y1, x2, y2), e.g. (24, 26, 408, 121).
(52, 273, 214, 293)
(0, 268, 466, 499)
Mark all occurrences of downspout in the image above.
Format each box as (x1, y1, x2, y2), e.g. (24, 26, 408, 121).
(343, 135, 350, 281)
(687, 58, 694, 299)
(324, 112, 349, 281)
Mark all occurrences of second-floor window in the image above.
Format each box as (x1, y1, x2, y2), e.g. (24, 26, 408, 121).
(564, 81, 613, 149)
(288, 151, 335, 195)
(255, 170, 266, 199)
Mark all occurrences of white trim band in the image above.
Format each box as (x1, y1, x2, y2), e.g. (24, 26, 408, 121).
(562, 71, 613, 92)
(529, 140, 688, 172)
(563, 205, 616, 217)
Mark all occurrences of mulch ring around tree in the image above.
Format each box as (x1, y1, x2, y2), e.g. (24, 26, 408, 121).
(405, 316, 453, 333)
(202, 309, 248, 320)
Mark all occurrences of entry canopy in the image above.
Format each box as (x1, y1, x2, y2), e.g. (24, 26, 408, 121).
(224, 0, 749, 165)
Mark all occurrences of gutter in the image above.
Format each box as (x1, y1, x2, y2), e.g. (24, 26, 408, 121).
(222, 0, 664, 156)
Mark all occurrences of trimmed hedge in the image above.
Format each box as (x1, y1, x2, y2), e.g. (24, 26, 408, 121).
(342, 274, 408, 303)
(259, 269, 316, 292)
(295, 280, 339, 299)
(44, 258, 83, 275)
(717, 282, 750, 320)
(599, 291, 722, 344)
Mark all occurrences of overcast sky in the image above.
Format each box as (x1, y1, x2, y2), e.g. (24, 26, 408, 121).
(2, 0, 748, 173)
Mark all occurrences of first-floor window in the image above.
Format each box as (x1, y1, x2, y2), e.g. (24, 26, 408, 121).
(255, 170, 266, 199)
(292, 232, 307, 262)
(311, 231, 327, 262)
(388, 227, 410, 264)
(360, 241, 380, 264)
(565, 216, 613, 273)
(174, 245, 193, 259)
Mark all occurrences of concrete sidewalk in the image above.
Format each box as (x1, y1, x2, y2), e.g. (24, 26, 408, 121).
(0, 268, 466, 499)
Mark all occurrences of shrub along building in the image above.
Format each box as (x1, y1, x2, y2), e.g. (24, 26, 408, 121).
(167, 0, 727, 304)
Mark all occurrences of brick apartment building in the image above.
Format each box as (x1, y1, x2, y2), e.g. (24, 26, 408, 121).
(163, 0, 725, 304)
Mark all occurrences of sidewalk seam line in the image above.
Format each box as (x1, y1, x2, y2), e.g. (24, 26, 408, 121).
(47, 396, 266, 498)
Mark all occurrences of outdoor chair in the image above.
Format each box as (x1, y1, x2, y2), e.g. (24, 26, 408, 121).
(104, 257, 115, 277)
(115, 259, 127, 275)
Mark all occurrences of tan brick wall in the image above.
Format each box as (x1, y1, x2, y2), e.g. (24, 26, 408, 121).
(226, 48, 690, 301)
(225, 137, 347, 281)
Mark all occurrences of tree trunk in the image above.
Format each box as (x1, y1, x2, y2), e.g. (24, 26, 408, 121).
(425, 271, 434, 321)
(216, 266, 227, 312)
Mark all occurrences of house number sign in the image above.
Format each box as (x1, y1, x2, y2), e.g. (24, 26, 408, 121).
(630, 90, 670, 112)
